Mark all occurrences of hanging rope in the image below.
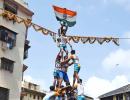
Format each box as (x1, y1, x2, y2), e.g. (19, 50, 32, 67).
(0, 8, 125, 46)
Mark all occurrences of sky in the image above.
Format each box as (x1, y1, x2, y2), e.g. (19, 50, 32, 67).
(23, 0, 130, 99)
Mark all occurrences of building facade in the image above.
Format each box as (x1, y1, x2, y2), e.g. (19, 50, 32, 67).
(99, 84, 130, 100)
(0, 0, 33, 100)
(21, 81, 45, 100)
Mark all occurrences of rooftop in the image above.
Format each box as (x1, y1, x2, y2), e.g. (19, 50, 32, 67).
(99, 84, 130, 99)
(84, 95, 94, 99)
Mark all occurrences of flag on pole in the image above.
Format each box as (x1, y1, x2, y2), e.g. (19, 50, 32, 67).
(53, 5, 77, 27)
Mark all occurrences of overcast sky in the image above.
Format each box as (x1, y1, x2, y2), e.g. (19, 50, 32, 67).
(23, 0, 130, 99)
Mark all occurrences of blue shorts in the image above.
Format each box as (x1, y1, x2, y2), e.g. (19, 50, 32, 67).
(59, 44, 67, 51)
(59, 71, 69, 82)
(53, 70, 59, 78)
(77, 95, 85, 100)
(74, 64, 80, 73)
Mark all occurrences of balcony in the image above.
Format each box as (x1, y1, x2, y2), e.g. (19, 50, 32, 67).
(22, 64, 28, 72)
(24, 40, 30, 59)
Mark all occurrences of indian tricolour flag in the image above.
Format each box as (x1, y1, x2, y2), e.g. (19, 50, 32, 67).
(53, 5, 77, 27)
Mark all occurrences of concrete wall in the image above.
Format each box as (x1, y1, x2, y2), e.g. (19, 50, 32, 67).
(0, 0, 33, 100)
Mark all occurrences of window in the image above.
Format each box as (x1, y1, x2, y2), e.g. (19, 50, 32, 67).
(33, 95, 36, 99)
(3, 0, 17, 23)
(1, 57, 14, 73)
(116, 94, 123, 100)
(101, 96, 113, 100)
(4, 0, 17, 14)
(28, 83, 31, 89)
(126, 93, 130, 100)
(0, 26, 17, 49)
(0, 87, 9, 100)
(24, 40, 30, 59)
(34, 85, 37, 90)
(38, 96, 39, 100)
(24, 50, 28, 59)
(20, 96, 23, 100)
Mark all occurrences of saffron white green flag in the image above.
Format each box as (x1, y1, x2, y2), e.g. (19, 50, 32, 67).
(53, 5, 77, 27)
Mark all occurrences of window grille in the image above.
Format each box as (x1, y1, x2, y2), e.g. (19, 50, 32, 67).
(0, 87, 9, 100)
(1, 57, 14, 73)
(0, 26, 17, 49)
(4, 0, 17, 14)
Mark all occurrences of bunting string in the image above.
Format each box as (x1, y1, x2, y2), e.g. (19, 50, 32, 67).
(67, 36, 119, 46)
(80, 37, 90, 44)
(89, 37, 96, 44)
(0, 8, 121, 46)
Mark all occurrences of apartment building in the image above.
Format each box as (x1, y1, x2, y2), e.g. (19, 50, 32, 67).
(0, 0, 33, 100)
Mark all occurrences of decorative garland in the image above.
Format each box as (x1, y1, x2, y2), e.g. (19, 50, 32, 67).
(0, 8, 119, 46)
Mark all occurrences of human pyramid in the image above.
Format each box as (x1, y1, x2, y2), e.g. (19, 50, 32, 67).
(43, 23, 85, 100)
(53, 24, 80, 88)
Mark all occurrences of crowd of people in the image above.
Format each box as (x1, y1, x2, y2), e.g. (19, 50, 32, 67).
(43, 24, 85, 100)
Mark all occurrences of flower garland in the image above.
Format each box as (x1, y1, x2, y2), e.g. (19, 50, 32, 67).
(0, 8, 119, 46)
